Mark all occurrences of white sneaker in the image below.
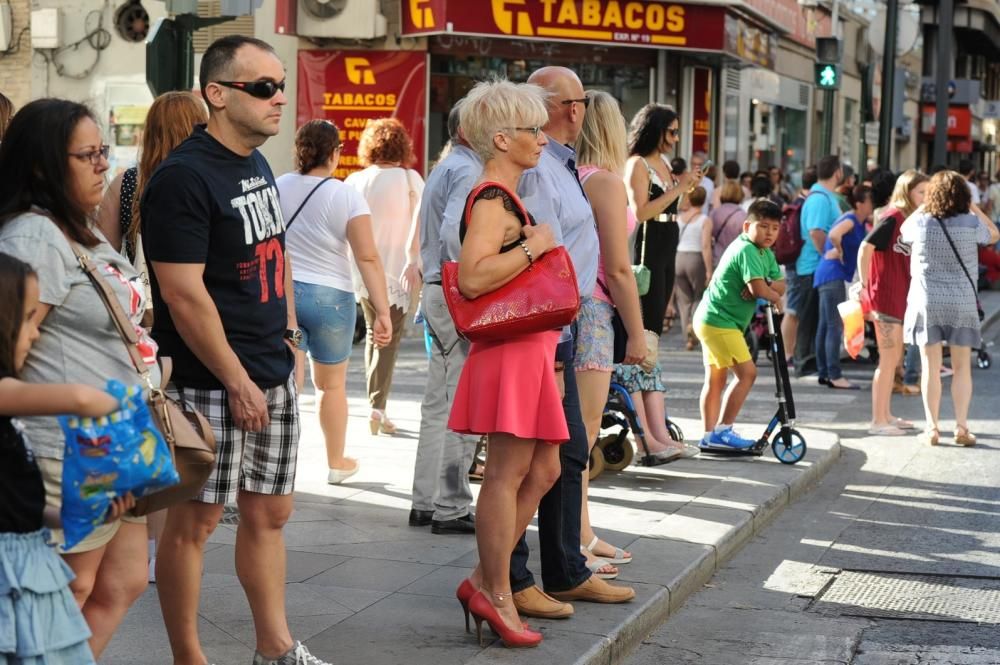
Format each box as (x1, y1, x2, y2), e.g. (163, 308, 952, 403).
(252, 641, 332, 665)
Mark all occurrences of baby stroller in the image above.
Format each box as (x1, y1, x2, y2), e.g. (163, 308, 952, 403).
(589, 382, 685, 479)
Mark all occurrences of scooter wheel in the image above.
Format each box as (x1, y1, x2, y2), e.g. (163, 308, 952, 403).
(588, 446, 606, 480)
(599, 435, 634, 471)
(771, 428, 807, 464)
(666, 419, 685, 443)
(978, 352, 991, 369)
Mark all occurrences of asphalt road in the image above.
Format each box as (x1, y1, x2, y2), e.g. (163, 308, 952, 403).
(624, 320, 1000, 664)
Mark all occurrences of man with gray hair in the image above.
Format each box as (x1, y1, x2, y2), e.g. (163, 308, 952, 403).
(409, 102, 484, 534)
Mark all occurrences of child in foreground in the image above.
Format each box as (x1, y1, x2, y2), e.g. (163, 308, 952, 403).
(0, 253, 131, 664)
(694, 200, 786, 450)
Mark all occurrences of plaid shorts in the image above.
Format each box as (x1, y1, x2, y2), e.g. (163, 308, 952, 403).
(168, 376, 300, 505)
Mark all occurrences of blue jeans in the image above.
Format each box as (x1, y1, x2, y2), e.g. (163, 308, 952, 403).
(510, 329, 591, 593)
(815, 280, 846, 380)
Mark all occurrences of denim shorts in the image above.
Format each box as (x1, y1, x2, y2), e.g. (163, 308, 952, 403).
(293, 281, 356, 364)
(783, 267, 800, 315)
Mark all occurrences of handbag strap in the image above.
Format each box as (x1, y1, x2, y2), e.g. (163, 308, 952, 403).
(713, 207, 743, 245)
(285, 177, 331, 229)
(461, 181, 534, 237)
(933, 215, 979, 298)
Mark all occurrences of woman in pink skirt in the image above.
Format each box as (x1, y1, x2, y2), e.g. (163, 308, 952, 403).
(447, 79, 568, 648)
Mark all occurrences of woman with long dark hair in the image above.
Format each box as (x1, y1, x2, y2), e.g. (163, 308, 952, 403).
(618, 103, 700, 459)
(0, 98, 156, 657)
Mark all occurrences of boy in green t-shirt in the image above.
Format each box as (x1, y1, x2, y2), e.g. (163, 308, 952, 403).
(694, 200, 786, 450)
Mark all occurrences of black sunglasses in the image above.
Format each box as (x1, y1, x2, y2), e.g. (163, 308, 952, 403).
(560, 96, 591, 108)
(667, 128, 680, 137)
(216, 80, 286, 99)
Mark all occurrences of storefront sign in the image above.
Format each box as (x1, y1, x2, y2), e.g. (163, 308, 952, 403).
(920, 78, 980, 106)
(691, 68, 711, 155)
(402, 0, 727, 51)
(724, 15, 776, 68)
(920, 105, 972, 137)
(297, 50, 427, 178)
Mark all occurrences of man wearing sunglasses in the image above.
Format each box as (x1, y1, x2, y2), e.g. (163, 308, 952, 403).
(141, 36, 331, 665)
(509, 66, 636, 621)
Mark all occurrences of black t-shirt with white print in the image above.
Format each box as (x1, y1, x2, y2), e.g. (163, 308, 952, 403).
(141, 125, 293, 390)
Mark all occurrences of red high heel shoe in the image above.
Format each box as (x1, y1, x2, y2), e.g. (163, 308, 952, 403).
(456, 579, 476, 633)
(457, 579, 528, 634)
(468, 590, 542, 648)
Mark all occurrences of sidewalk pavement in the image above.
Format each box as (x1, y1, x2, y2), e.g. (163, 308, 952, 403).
(104, 397, 841, 665)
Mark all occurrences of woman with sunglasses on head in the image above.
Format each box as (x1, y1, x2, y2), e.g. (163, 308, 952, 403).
(345, 118, 424, 437)
(0, 98, 157, 658)
(277, 120, 393, 485)
(617, 103, 701, 461)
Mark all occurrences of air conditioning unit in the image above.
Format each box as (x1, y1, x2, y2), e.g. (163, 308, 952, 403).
(297, 0, 387, 39)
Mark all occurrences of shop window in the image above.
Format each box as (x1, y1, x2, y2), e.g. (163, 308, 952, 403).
(427, 40, 653, 163)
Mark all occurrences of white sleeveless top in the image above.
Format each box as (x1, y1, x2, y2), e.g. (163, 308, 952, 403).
(677, 213, 708, 252)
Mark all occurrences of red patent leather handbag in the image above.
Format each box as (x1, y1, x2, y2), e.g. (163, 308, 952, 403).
(442, 181, 580, 342)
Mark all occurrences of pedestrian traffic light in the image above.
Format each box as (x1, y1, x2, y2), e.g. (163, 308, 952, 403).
(814, 36, 842, 91)
(815, 63, 841, 90)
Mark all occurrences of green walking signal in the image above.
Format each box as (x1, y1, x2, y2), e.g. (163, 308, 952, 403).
(815, 63, 841, 90)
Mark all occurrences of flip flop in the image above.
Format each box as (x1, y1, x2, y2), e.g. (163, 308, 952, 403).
(581, 548, 619, 579)
(585, 536, 632, 565)
(893, 418, 915, 430)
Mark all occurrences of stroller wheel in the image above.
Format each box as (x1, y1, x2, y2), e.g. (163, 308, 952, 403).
(598, 434, 634, 471)
(978, 351, 991, 369)
(588, 446, 606, 480)
(745, 329, 760, 365)
(771, 428, 807, 465)
(666, 419, 684, 443)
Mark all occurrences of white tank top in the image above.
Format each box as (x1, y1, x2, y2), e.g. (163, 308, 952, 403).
(677, 213, 707, 252)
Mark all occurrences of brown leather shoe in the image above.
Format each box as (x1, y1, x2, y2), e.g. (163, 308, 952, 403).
(548, 575, 636, 604)
(513, 584, 574, 619)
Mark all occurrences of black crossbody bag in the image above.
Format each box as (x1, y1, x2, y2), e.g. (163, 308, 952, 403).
(934, 216, 985, 322)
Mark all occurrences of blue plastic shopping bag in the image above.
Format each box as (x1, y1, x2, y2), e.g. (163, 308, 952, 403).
(59, 380, 179, 549)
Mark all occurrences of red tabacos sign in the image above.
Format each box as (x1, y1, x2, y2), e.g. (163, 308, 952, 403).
(402, 0, 727, 51)
(297, 50, 427, 178)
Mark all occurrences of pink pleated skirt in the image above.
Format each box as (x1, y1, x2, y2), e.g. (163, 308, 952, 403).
(448, 330, 568, 444)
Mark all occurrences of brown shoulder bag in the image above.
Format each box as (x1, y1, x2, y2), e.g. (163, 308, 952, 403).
(69, 242, 217, 516)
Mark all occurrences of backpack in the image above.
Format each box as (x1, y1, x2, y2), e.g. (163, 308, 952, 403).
(773, 192, 817, 266)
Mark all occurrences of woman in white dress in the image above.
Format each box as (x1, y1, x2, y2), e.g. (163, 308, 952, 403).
(345, 118, 424, 436)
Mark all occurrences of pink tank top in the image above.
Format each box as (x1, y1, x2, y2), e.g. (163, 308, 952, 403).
(578, 165, 638, 305)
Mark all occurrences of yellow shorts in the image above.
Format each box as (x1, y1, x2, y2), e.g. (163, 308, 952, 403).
(37, 456, 146, 554)
(695, 322, 751, 369)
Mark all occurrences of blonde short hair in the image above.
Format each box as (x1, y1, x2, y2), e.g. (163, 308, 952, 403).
(575, 90, 627, 174)
(459, 79, 549, 162)
(888, 169, 929, 219)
